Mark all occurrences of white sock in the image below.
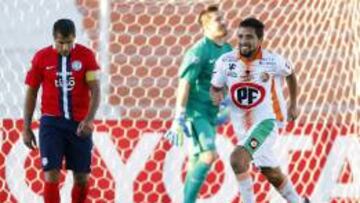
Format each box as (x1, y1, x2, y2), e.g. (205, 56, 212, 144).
(278, 179, 301, 203)
(238, 177, 255, 203)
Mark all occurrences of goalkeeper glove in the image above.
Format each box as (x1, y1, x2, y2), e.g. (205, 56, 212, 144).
(215, 97, 230, 125)
(164, 110, 190, 146)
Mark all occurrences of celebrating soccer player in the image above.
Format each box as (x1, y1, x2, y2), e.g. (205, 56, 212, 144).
(22, 19, 100, 203)
(211, 17, 309, 203)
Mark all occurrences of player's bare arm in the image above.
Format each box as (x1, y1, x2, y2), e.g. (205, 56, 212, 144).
(210, 85, 224, 106)
(77, 79, 100, 137)
(23, 86, 39, 150)
(286, 73, 298, 121)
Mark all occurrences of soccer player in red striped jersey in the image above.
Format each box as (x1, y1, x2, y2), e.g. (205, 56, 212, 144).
(22, 18, 100, 203)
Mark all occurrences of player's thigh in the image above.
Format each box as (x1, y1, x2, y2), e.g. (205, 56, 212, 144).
(188, 117, 216, 155)
(240, 119, 279, 167)
(252, 134, 279, 168)
(65, 130, 93, 173)
(39, 116, 65, 171)
(198, 150, 218, 164)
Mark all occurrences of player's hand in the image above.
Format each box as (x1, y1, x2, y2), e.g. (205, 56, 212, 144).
(22, 127, 37, 150)
(216, 97, 230, 125)
(287, 104, 298, 121)
(210, 87, 224, 106)
(77, 119, 94, 138)
(164, 113, 190, 146)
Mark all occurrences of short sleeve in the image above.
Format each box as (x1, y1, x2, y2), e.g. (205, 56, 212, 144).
(25, 53, 43, 88)
(86, 51, 100, 71)
(211, 57, 226, 88)
(275, 55, 294, 76)
(179, 50, 202, 83)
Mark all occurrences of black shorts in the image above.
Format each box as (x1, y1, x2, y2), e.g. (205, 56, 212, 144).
(39, 116, 93, 173)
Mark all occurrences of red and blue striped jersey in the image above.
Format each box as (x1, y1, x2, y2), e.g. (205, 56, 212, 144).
(25, 44, 100, 121)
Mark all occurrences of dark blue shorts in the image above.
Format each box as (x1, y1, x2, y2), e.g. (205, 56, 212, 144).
(39, 116, 93, 173)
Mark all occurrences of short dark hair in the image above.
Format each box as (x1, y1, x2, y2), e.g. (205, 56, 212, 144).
(198, 5, 219, 26)
(239, 17, 265, 39)
(53, 18, 76, 37)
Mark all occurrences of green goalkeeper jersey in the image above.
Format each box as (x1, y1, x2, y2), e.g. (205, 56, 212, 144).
(179, 37, 232, 122)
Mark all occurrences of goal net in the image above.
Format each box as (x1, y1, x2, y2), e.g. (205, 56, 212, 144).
(0, 0, 359, 202)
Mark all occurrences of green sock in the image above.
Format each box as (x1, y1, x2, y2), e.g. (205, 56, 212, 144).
(184, 155, 199, 194)
(183, 161, 211, 203)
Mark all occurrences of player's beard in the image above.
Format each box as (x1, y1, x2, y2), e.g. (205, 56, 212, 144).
(239, 44, 256, 58)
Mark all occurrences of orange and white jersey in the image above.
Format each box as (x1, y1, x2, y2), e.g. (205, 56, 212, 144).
(211, 48, 293, 137)
(273, 76, 287, 128)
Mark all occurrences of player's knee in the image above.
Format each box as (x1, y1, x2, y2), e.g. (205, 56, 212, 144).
(187, 156, 198, 171)
(45, 170, 60, 182)
(199, 151, 218, 165)
(230, 147, 251, 174)
(73, 173, 89, 186)
(260, 167, 285, 188)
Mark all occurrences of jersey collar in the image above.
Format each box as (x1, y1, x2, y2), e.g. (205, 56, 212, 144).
(204, 36, 225, 48)
(238, 47, 263, 66)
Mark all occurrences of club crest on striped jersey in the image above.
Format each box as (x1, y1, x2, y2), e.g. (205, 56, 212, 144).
(71, 60, 82, 71)
(230, 82, 266, 109)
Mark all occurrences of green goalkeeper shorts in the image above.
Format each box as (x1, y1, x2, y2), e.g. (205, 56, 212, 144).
(186, 117, 216, 156)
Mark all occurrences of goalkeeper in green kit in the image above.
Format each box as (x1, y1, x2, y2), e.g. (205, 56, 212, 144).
(164, 5, 232, 203)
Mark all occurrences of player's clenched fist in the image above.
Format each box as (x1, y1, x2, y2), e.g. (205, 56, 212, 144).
(210, 86, 224, 106)
(216, 97, 231, 125)
(76, 120, 94, 138)
(22, 127, 37, 150)
(287, 104, 298, 121)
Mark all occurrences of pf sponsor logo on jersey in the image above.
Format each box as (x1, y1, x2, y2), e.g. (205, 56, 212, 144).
(71, 60, 82, 71)
(230, 82, 265, 109)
